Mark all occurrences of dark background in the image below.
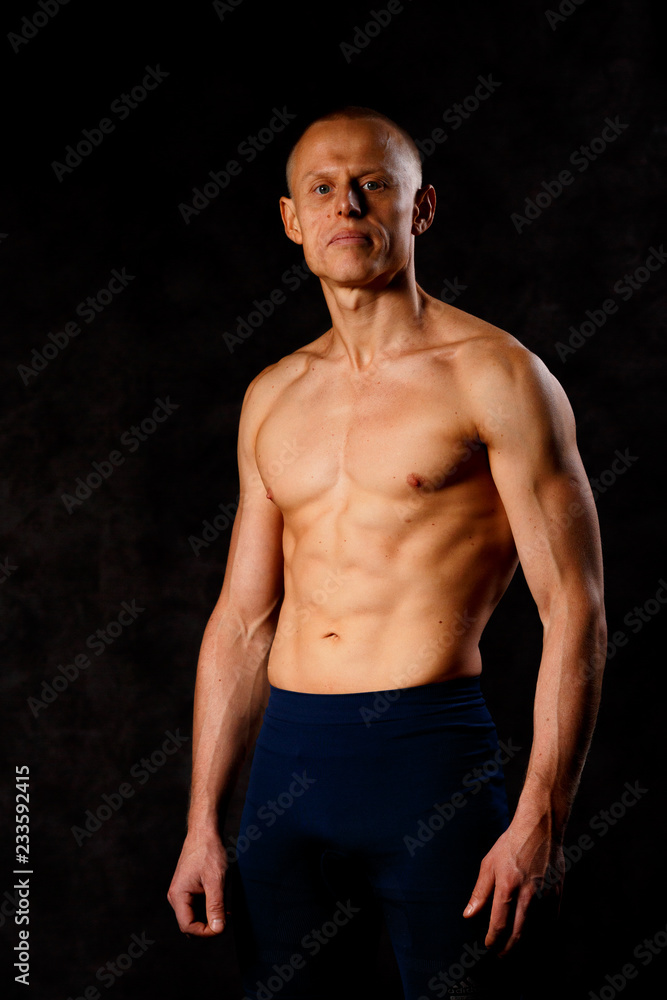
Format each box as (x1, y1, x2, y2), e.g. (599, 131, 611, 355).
(2, 0, 666, 997)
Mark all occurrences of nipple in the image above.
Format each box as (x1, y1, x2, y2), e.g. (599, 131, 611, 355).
(406, 473, 424, 489)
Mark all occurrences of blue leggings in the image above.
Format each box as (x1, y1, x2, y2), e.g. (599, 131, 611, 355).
(230, 675, 514, 999)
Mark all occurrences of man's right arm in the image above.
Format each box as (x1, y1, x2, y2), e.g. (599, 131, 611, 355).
(168, 369, 284, 937)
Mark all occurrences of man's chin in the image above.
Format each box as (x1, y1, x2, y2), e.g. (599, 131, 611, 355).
(318, 263, 388, 290)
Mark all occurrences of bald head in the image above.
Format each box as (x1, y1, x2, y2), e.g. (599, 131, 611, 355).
(285, 106, 422, 198)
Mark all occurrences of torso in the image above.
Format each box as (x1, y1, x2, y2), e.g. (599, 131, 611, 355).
(253, 300, 520, 692)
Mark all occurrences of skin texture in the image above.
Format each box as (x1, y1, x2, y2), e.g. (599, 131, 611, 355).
(168, 116, 607, 964)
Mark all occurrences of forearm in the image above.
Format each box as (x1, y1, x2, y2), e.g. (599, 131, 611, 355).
(187, 605, 278, 833)
(513, 594, 607, 840)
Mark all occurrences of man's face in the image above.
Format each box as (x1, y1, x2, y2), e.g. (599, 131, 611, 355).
(280, 118, 429, 290)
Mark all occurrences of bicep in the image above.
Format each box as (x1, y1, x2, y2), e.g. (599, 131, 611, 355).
(478, 351, 604, 615)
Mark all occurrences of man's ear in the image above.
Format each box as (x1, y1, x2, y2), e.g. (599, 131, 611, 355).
(280, 196, 303, 245)
(411, 184, 436, 236)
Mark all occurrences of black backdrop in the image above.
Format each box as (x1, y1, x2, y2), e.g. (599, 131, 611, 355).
(2, 0, 666, 997)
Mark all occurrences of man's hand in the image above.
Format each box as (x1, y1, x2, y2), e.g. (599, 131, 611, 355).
(168, 830, 230, 937)
(463, 816, 565, 956)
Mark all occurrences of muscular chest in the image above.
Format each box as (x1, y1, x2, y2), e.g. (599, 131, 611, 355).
(255, 363, 489, 513)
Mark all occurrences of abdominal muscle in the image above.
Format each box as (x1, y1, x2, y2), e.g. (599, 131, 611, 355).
(266, 488, 519, 694)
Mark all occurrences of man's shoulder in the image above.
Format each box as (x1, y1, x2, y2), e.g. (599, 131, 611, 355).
(435, 300, 538, 371)
(434, 300, 556, 394)
(240, 333, 329, 418)
(429, 299, 569, 437)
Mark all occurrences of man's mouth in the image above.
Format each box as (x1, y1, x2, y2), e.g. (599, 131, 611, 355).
(329, 230, 371, 246)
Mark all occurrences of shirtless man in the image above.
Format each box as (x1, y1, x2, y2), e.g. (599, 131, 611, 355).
(168, 106, 607, 999)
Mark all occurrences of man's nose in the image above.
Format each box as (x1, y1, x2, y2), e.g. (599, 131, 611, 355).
(336, 184, 363, 216)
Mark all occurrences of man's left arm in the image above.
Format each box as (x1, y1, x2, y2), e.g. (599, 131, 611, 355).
(463, 340, 607, 955)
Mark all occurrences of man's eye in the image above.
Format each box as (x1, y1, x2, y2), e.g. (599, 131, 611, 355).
(315, 184, 331, 194)
(363, 181, 381, 190)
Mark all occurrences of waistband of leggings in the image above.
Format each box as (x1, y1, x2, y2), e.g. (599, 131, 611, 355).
(264, 674, 485, 725)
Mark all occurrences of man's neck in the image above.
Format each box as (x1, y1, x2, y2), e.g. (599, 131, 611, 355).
(319, 273, 430, 371)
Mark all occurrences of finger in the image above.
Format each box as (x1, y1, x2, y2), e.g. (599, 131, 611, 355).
(463, 861, 495, 918)
(204, 875, 227, 935)
(551, 879, 564, 920)
(484, 885, 517, 951)
(496, 886, 532, 956)
(504, 879, 562, 957)
(169, 890, 210, 937)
